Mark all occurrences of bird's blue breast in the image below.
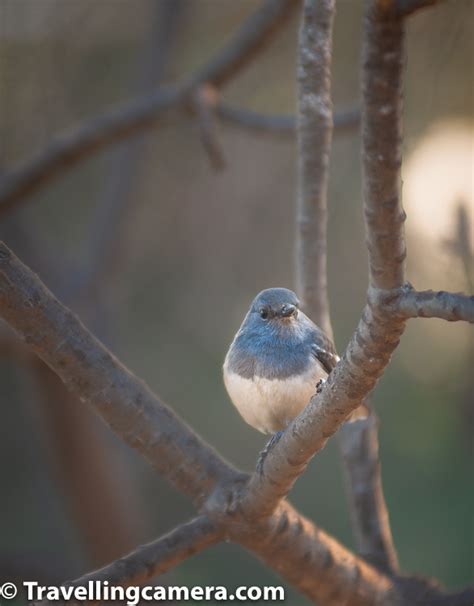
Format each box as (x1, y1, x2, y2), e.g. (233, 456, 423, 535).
(226, 323, 314, 380)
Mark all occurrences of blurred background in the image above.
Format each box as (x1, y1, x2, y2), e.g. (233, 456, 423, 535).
(0, 1, 472, 604)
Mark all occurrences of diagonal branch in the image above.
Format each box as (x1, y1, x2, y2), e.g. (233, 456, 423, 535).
(62, 515, 222, 591)
(0, 241, 403, 606)
(0, 0, 297, 216)
(398, 289, 474, 323)
(0, 241, 237, 505)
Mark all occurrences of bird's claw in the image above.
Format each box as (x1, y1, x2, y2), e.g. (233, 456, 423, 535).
(316, 378, 326, 394)
(256, 430, 284, 475)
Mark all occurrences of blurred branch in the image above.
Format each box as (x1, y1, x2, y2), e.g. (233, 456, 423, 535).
(392, 0, 442, 16)
(32, 362, 146, 567)
(0, 0, 297, 216)
(193, 85, 227, 171)
(339, 415, 399, 573)
(217, 102, 359, 135)
(0, 241, 237, 505)
(186, 0, 299, 89)
(81, 1, 183, 300)
(397, 289, 474, 323)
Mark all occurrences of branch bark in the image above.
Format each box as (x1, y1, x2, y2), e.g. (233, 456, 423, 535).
(62, 515, 221, 592)
(398, 289, 474, 323)
(240, 0, 409, 521)
(0, 241, 237, 505)
(291, 0, 399, 575)
(295, 0, 335, 338)
(339, 415, 399, 573)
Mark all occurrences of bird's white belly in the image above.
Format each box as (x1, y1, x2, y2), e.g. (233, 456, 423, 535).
(223, 361, 327, 434)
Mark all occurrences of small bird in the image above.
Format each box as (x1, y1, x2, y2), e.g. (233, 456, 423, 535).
(223, 287, 339, 440)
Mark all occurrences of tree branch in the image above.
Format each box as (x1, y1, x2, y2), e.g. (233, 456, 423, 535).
(234, 502, 399, 606)
(240, 0, 409, 519)
(362, 3, 406, 291)
(0, 241, 237, 505)
(295, 0, 335, 338)
(217, 103, 360, 136)
(80, 1, 183, 300)
(186, 0, 298, 90)
(0, 0, 297, 216)
(291, 0, 399, 574)
(338, 415, 399, 573)
(398, 289, 474, 323)
(61, 515, 221, 592)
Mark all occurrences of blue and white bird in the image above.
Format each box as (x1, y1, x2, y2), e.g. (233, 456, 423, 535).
(223, 287, 339, 436)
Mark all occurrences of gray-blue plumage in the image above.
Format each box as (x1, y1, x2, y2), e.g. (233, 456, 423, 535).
(223, 288, 338, 434)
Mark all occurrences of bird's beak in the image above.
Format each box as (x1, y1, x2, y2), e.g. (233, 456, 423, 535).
(280, 304, 297, 318)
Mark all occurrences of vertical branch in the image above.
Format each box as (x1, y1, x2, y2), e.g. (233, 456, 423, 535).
(338, 415, 399, 573)
(294, 0, 399, 574)
(83, 1, 183, 299)
(362, 2, 406, 291)
(295, 0, 335, 338)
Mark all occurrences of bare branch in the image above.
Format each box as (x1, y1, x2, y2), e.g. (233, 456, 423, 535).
(0, 87, 180, 217)
(398, 289, 474, 323)
(234, 502, 399, 606)
(0, 0, 297, 216)
(362, 3, 406, 290)
(240, 1, 409, 518)
(217, 103, 360, 136)
(290, 0, 399, 574)
(338, 415, 399, 573)
(0, 241, 237, 505)
(62, 516, 221, 592)
(81, 1, 183, 299)
(295, 0, 335, 338)
(392, 0, 442, 17)
(32, 362, 146, 566)
(186, 0, 299, 89)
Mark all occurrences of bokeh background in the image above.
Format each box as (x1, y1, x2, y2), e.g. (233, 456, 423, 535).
(0, 1, 472, 604)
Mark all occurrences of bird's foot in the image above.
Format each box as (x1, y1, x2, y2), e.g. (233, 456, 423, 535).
(316, 378, 326, 394)
(256, 430, 284, 475)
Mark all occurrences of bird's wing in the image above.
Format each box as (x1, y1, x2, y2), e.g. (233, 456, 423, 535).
(310, 327, 339, 375)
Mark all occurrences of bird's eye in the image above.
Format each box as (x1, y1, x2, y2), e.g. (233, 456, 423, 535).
(259, 308, 269, 319)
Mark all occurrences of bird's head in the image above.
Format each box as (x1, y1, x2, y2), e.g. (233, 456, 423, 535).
(249, 288, 300, 325)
